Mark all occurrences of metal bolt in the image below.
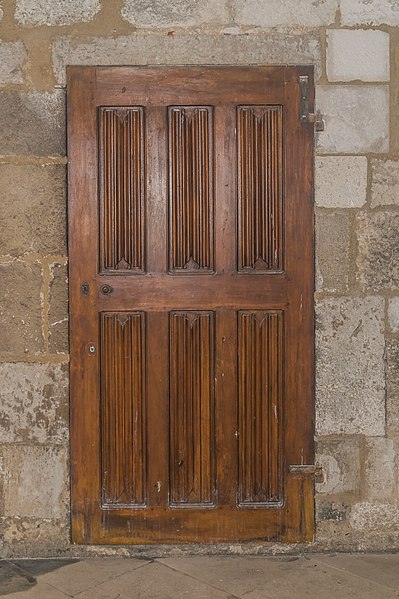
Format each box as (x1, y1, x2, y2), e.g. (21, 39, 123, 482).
(89, 345, 95, 353)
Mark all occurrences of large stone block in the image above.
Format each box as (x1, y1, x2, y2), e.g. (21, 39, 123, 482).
(232, 0, 338, 27)
(364, 437, 396, 501)
(52, 33, 321, 85)
(316, 437, 361, 496)
(0, 41, 27, 85)
(315, 155, 367, 208)
(0, 517, 69, 557)
(386, 339, 399, 436)
(326, 29, 389, 82)
(370, 159, 399, 207)
(388, 298, 399, 333)
(316, 297, 385, 436)
(350, 501, 399, 531)
(316, 85, 389, 153)
(356, 211, 399, 291)
(0, 363, 68, 444)
(341, 0, 399, 26)
(0, 91, 65, 156)
(49, 263, 68, 354)
(0, 164, 66, 256)
(315, 211, 352, 292)
(122, 0, 229, 27)
(15, 0, 100, 25)
(0, 260, 43, 355)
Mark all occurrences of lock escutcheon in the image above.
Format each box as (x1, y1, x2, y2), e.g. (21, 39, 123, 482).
(100, 284, 113, 295)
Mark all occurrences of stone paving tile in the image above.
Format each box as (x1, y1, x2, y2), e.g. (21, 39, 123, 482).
(315, 554, 399, 592)
(4, 581, 70, 598)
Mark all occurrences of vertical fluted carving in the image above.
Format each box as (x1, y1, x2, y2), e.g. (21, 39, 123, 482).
(99, 108, 145, 273)
(237, 106, 283, 272)
(169, 312, 215, 506)
(101, 312, 146, 507)
(169, 107, 214, 273)
(238, 311, 282, 505)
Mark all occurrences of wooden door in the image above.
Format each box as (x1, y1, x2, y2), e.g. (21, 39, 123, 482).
(67, 66, 315, 544)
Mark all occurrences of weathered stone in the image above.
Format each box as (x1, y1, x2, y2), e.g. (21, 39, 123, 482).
(315, 211, 352, 292)
(0, 363, 68, 444)
(316, 500, 350, 522)
(15, 0, 101, 26)
(232, 0, 338, 27)
(370, 159, 399, 207)
(52, 33, 321, 85)
(0, 164, 66, 256)
(350, 501, 399, 531)
(316, 437, 361, 496)
(0, 445, 68, 519)
(386, 339, 399, 436)
(317, 85, 389, 153)
(122, 0, 229, 27)
(364, 437, 396, 500)
(0, 91, 65, 156)
(341, 0, 399, 26)
(0, 40, 27, 85)
(0, 517, 69, 558)
(49, 263, 68, 354)
(316, 297, 385, 436)
(356, 211, 399, 291)
(315, 156, 367, 208)
(0, 260, 43, 355)
(326, 29, 390, 82)
(388, 298, 399, 333)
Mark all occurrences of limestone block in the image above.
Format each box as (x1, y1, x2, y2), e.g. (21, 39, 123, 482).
(0, 260, 43, 355)
(316, 437, 361, 495)
(341, 0, 399, 26)
(15, 0, 101, 26)
(122, 0, 229, 27)
(315, 156, 367, 208)
(232, 0, 338, 27)
(364, 437, 396, 500)
(386, 339, 399, 436)
(316, 297, 385, 436)
(388, 298, 399, 333)
(315, 211, 352, 292)
(0, 41, 27, 85)
(0, 91, 65, 156)
(356, 211, 399, 291)
(52, 33, 321, 85)
(0, 164, 66, 256)
(0, 363, 68, 444)
(326, 29, 389, 82)
(1, 518, 69, 557)
(49, 263, 68, 354)
(370, 159, 399, 207)
(1, 445, 68, 519)
(350, 501, 399, 531)
(316, 85, 389, 153)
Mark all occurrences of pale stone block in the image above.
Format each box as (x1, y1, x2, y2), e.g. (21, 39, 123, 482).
(315, 156, 367, 208)
(350, 501, 399, 531)
(386, 339, 399, 436)
(317, 85, 389, 153)
(15, 0, 101, 26)
(316, 437, 361, 495)
(341, 0, 399, 26)
(364, 437, 396, 500)
(388, 298, 399, 333)
(0, 41, 27, 85)
(122, 0, 229, 27)
(49, 263, 68, 354)
(315, 211, 352, 292)
(326, 29, 390, 82)
(1, 517, 69, 557)
(316, 297, 385, 436)
(232, 0, 338, 27)
(370, 159, 399, 207)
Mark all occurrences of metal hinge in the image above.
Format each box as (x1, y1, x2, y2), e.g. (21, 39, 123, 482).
(289, 464, 324, 483)
(299, 75, 325, 131)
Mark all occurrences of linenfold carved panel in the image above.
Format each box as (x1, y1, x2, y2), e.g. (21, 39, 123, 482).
(99, 107, 145, 274)
(238, 311, 283, 505)
(237, 106, 283, 272)
(101, 312, 146, 508)
(168, 107, 214, 273)
(169, 311, 215, 506)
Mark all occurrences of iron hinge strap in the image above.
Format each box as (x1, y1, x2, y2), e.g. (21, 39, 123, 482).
(299, 75, 325, 131)
(289, 464, 324, 483)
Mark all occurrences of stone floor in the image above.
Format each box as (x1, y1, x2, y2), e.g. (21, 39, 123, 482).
(0, 553, 399, 598)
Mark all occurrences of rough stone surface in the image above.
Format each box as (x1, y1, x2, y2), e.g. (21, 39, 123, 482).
(232, 0, 338, 27)
(364, 437, 396, 500)
(316, 499, 350, 523)
(316, 85, 389, 153)
(48, 263, 68, 354)
(52, 33, 321, 85)
(356, 211, 399, 291)
(0, 363, 68, 444)
(316, 297, 385, 436)
(326, 29, 390, 82)
(315, 211, 352, 292)
(386, 339, 399, 436)
(0, 518, 69, 558)
(0, 164, 66, 256)
(15, 0, 101, 26)
(370, 159, 399, 207)
(0, 40, 27, 85)
(0, 260, 43, 355)
(316, 437, 361, 496)
(315, 156, 367, 208)
(388, 298, 399, 333)
(0, 91, 65, 156)
(350, 502, 399, 531)
(341, 0, 399, 26)
(122, 0, 229, 27)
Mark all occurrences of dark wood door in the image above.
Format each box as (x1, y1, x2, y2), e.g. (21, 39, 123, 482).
(67, 66, 315, 544)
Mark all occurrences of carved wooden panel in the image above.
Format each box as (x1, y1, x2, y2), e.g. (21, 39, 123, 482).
(101, 312, 146, 507)
(168, 107, 214, 273)
(237, 106, 283, 272)
(169, 311, 215, 506)
(238, 311, 283, 505)
(99, 107, 145, 274)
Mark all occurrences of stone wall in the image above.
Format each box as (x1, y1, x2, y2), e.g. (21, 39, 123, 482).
(0, 0, 398, 556)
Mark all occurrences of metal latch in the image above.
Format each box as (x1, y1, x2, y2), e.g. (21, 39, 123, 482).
(289, 464, 324, 483)
(299, 75, 325, 131)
